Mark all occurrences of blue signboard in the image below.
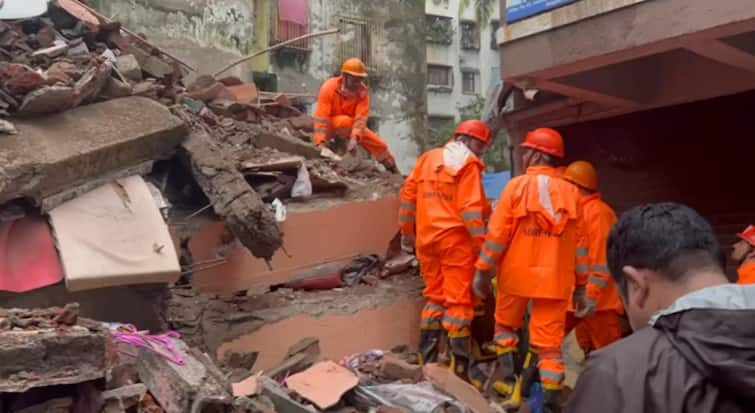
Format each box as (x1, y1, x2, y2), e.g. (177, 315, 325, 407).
(507, 0, 578, 23)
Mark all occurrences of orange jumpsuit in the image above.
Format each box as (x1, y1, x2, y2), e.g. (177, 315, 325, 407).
(399, 141, 490, 338)
(475, 165, 587, 390)
(737, 260, 755, 284)
(312, 76, 394, 163)
(565, 193, 624, 352)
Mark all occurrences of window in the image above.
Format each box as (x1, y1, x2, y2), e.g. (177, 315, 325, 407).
(462, 70, 478, 94)
(460, 20, 480, 50)
(337, 17, 380, 73)
(490, 20, 501, 50)
(427, 65, 452, 88)
(426, 15, 454, 45)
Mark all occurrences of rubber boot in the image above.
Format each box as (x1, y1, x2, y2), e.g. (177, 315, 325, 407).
(449, 336, 477, 388)
(520, 349, 539, 398)
(543, 388, 562, 413)
(493, 351, 522, 411)
(418, 327, 443, 365)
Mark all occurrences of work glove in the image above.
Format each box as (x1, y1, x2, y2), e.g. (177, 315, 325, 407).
(472, 269, 493, 299)
(573, 285, 596, 318)
(400, 234, 416, 254)
(347, 137, 359, 153)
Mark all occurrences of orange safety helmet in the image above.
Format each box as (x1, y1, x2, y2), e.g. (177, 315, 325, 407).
(341, 58, 368, 78)
(454, 119, 491, 145)
(521, 127, 564, 159)
(738, 225, 755, 246)
(563, 160, 598, 191)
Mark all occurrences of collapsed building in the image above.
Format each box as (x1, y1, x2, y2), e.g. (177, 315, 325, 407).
(0, 2, 452, 412)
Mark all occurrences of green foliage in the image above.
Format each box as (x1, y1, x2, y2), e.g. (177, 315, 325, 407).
(431, 95, 510, 172)
(459, 0, 495, 29)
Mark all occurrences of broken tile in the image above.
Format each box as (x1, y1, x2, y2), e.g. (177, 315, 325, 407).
(286, 361, 359, 410)
(16, 85, 75, 117)
(287, 114, 314, 132)
(423, 363, 494, 413)
(116, 54, 142, 82)
(259, 376, 314, 413)
(232, 375, 259, 397)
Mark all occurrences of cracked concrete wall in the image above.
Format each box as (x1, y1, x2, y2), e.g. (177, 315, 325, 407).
(273, 0, 428, 172)
(95, 0, 257, 81)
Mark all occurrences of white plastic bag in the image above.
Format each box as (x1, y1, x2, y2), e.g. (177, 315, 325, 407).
(291, 164, 313, 198)
(272, 198, 286, 222)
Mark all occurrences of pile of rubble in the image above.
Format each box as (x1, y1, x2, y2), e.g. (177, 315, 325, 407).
(0, 0, 402, 263)
(0, 304, 505, 413)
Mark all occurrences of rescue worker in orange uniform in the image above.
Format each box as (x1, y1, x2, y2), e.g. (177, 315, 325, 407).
(472, 128, 591, 413)
(399, 120, 491, 388)
(731, 225, 755, 284)
(312, 58, 398, 173)
(562, 161, 624, 355)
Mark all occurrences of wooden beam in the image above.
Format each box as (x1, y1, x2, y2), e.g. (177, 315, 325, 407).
(535, 79, 639, 108)
(685, 39, 755, 73)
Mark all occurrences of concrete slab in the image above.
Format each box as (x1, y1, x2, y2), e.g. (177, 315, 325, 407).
(0, 96, 187, 205)
(218, 296, 423, 372)
(189, 197, 400, 293)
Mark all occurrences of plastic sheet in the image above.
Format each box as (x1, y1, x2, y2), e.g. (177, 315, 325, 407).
(291, 164, 313, 198)
(359, 382, 466, 412)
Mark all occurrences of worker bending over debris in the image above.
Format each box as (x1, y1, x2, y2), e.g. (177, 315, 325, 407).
(732, 225, 755, 284)
(312, 57, 399, 173)
(562, 161, 624, 355)
(398, 120, 492, 389)
(472, 128, 590, 413)
(566, 203, 755, 413)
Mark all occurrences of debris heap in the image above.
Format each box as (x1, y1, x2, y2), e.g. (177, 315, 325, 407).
(0, 0, 402, 262)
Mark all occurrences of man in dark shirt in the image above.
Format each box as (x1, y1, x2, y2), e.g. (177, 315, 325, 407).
(566, 202, 755, 413)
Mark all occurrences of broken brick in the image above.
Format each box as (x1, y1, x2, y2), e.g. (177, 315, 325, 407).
(16, 85, 75, 117)
(101, 383, 147, 411)
(46, 61, 79, 86)
(287, 115, 314, 132)
(5, 69, 46, 96)
(136, 337, 233, 413)
(378, 354, 422, 381)
(226, 83, 259, 104)
(116, 54, 142, 82)
(73, 61, 113, 106)
(423, 363, 494, 413)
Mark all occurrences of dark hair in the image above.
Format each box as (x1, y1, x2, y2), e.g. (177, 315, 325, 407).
(607, 203, 722, 298)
